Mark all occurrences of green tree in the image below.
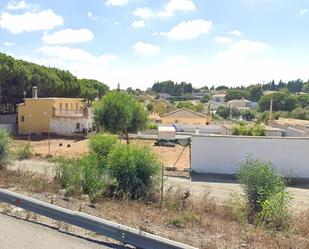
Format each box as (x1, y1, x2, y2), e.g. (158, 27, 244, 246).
(258, 92, 297, 112)
(146, 103, 154, 112)
(216, 106, 230, 119)
(94, 91, 148, 144)
(225, 89, 250, 101)
(248, 84, 263, 102)
(215, 85, 229, 91)
(200, 94, 210, 103)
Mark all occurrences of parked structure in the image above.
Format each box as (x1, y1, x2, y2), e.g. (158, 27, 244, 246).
(17, 87, 93, 136)
(270, 118, 309, 137)
(161, 108, 212, 126)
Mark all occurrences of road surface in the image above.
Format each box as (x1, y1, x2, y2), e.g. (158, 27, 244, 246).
(0, 214, 118, 249)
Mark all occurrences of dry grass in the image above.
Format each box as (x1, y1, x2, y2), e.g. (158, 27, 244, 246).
(0, 169, 60, 193)
(0, 169, 308, 248)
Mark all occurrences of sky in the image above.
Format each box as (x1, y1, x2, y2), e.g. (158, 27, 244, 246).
(0, 0, 309, 90)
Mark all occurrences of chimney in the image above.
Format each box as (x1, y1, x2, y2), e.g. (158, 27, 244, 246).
(32, 86, 38, 99)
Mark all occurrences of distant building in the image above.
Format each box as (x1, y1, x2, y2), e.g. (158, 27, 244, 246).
(270, 118, 309, 137)
(161, 108, 212, 126)
(149, 113, 162, 124)
(227, 98, 257, 110)
(17, 87, 93, 136)
(212, 94, 226, 103)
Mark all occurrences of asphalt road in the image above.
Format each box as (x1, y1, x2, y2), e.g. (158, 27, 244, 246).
(0, 214, 115, 249)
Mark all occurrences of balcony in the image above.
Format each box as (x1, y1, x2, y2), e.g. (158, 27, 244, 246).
(53, 108, 84, 117)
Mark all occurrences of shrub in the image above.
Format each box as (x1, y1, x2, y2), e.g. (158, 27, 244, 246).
(107, 144, 161, 199)
(232, 123, 265, 136)
(0, 129, 10, 168)
(89, 133, 118, 165)
(147, 123, 158, 130)
(237, 156, 291, 230)
(258, 191, 291, 230)
(16, 143, 33, 160)
(56, 155, 106, 202)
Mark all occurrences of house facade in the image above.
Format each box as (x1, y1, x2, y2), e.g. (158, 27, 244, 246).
(227, 98, 257, 110)
(18, 94, 93, 136)
(161, 108, 212, 125)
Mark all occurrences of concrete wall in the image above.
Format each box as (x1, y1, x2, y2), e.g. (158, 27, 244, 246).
(0, 124, 17, 133)
(50, 117, 93, 136)
(0, 114, 17, 124)
(191, 135, 309, 178)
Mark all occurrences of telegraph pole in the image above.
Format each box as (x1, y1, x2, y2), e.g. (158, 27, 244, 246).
(269, 95, 273, 123)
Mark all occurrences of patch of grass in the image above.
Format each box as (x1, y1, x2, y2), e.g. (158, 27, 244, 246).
(16, 143, 33, 160)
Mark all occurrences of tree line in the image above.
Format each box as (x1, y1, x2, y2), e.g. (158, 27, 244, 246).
(0, 53, 109, 113)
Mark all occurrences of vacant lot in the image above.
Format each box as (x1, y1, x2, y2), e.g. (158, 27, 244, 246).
(12, 137, 190, 169)
(0, 170, 308, 249)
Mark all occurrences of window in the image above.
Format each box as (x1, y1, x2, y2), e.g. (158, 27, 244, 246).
(71, 103, 73, 109)
(59, 103, 63, 109)
(76, 123, 80, 130)
(21, 115, 25, 122)
(65, 103, 68, 109)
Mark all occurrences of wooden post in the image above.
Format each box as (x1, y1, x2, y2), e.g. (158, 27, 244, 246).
(160, 164, 164, 208)
(48, 132, 51, 156)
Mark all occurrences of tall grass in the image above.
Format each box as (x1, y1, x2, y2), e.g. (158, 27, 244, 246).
(0, 129, 10, 168)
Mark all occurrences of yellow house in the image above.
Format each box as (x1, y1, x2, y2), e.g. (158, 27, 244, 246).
(18, 90, 93, 135)
(161, 108, 212, 126)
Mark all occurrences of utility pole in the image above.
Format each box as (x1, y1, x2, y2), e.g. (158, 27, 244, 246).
(269, 95, 273, 124)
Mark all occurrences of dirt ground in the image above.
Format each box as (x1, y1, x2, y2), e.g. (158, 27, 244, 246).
(11, 137, 190, 170)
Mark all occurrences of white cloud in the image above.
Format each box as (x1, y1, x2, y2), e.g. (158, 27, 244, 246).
(165, 0, 196, 13)
(214, 36, 233, 44)
(133, 42, 160, 56)
(133, 0, 195, 19)
(0, 10, 63, 34)
(218, 39, 270, 62)
(131, 20, 145, 28)
(88, 12, 99, 20)
(7, 0, 27, 10)
(105, 0, 128, 6)
(299, 8, 308, 15)
(42, 29, 94, 45)
(133, 7, 153, 19)
(161, 19, 212, 40)
(3, 41, 15, 46)
(38, 45, 117, 64)
(228, 30, 243, 36)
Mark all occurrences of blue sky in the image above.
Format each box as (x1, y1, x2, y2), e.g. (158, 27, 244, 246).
(0, 0, 309, 89)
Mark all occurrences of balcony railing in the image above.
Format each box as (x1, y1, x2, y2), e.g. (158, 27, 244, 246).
(53, 109, 84, 117)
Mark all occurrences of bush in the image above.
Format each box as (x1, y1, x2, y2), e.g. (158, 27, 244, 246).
(237, 156, 291, 230)
(107, 144, 161, 199)
(16, 143, 33, 160)
(0, 129, 10, 168)
(147, 123, 158, 130)
(56, 155, 106, 202)
(89, 133, 118, 160)
(232, 123, 265, 136)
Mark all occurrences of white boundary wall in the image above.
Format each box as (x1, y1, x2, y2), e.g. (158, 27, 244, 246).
(191, 135, 309, 178)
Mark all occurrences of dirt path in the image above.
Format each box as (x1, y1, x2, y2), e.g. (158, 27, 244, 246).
(166, 176, 309, 211)
(12, 138, 190, 169)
